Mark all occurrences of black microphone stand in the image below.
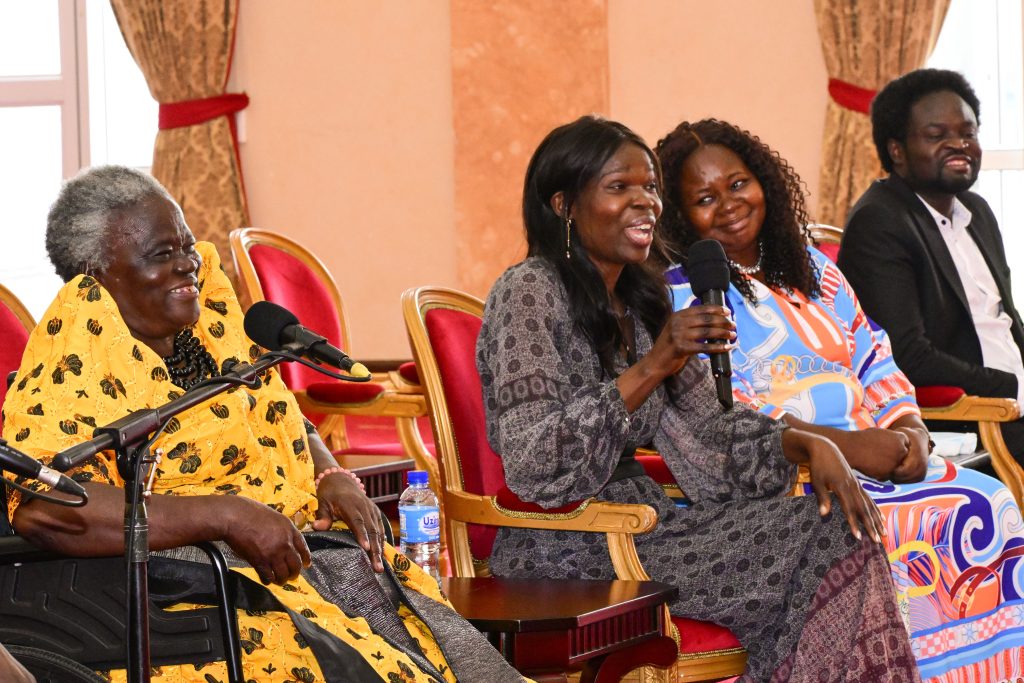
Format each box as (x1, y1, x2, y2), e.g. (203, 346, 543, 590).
(51, 351, 293, 683)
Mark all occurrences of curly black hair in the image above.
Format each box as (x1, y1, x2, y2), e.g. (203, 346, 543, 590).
(523, 115, 671, 377)
(655, 118, 818, 304)
(871, 68, 981, 173)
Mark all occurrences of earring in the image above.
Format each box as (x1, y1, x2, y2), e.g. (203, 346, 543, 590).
(564, 217, 574, 259)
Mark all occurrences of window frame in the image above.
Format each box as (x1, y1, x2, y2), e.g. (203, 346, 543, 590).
(0, 0, 89, 177)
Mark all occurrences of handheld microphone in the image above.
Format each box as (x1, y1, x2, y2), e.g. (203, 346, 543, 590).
(687, 239, 734, 409)
(0, 438, 87, 497)
(243, 301, 371, 378)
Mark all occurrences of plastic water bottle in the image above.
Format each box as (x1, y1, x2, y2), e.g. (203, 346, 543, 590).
(399, 470, 441, 583)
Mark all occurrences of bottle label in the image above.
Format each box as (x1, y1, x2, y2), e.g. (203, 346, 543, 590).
(400, 505, 440, 544)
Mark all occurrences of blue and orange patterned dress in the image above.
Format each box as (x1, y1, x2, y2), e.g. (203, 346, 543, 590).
(667, 246, 1024, 683)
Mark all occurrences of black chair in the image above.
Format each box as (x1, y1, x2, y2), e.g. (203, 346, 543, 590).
(0, 464, 244, 682)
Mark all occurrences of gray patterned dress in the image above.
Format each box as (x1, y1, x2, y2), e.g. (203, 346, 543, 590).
(476, 258, 919, 682)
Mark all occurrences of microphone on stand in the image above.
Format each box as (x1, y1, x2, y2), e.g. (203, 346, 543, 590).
(687, 239, 734, 409)
(0, 438, 87, 497)
(243, 301, 371, 378)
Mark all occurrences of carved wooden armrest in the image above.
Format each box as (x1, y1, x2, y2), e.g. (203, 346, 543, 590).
(917, 386, 1023, 509)
(918, 394, 1020, 423)
(444, 490, 658, 580)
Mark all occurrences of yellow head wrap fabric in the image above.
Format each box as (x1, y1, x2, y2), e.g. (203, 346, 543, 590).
(2, 242, 317, 523)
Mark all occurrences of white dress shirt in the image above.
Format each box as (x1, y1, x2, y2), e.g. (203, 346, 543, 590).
(918, 195, 1024, 404)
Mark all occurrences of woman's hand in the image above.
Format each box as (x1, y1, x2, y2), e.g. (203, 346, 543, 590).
(647, 305, 735, 376)
(306, 431, 386, 572)
(0, 645, 34, 683)
(219, 496, 311, 585)
(782, 428, 885, 543)
(889, 416, 930, 484)
(837, 427, 909, 481)
(312, 473, 387, 573)
(619, 305, 734, 412)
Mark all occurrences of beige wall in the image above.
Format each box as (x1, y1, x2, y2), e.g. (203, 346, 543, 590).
(231, 1, 458, 359)
(608, 0, 828, 207)
(231, 0, 827, 360)
(450, 0, 610, 299)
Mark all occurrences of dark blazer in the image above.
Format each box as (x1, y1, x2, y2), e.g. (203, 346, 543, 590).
(839, 173, 1024, 399)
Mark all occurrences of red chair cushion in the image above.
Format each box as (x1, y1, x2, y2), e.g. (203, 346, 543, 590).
(816, 241, 840, 264)
(306, 381, 385, 404)
(637, 452, 676, 486)
(332, 415, 436, 456)
(424, 307, 509, 559)
(0, 304, 30, 433)
(248, 245, 345, 424)
(672, 616, 742, 654)
(915, 385, 966, 408)
(398, 362, 420, 384)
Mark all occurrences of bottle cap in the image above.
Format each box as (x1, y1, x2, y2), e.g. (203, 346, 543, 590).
(407, 470, 429, 486)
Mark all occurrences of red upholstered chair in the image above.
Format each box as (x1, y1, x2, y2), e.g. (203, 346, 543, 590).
(809, 224, 1024, 507)
(0, 283, 34, 434)
(402, 286, 747, 683)
(228, 228, 437, 490)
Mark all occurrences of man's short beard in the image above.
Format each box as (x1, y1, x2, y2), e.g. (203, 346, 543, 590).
(924, 170, 979, 196)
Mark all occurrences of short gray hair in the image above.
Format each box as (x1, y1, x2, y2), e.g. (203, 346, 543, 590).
(46, 165, 175, 282)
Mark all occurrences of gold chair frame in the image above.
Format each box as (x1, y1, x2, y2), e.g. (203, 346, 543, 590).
(809, 224, 1024, 506)
(0, 283, 35, 334)
(402, 285, 748, 683)
(228, 228, 437, 489)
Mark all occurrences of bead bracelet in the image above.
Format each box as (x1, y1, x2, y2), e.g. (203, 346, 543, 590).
(315, 466, 365, 493)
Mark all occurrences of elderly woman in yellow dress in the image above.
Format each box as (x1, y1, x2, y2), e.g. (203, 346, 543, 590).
(2, 165, 526, 682)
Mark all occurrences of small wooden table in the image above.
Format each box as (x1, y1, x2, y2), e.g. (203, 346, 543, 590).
(442, 577, 678, 683)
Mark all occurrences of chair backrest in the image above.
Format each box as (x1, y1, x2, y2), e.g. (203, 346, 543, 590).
(0, 284, 35, 434)
(402, 287, 504, 572)
(808, 223, 842, 263)
(229, 228, 352, 425)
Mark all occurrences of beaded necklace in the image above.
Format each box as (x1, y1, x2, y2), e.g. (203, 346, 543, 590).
(162, 328, 219, 390)
(729, 243, 764, 276)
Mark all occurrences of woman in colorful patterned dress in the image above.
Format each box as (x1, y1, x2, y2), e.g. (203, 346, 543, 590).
(477, 115, 920, 681)
(2, 165, 527, 683)
(658, 117, 1024, 682)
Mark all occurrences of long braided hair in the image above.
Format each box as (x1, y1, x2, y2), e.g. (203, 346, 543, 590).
(655, 119, 819, 303)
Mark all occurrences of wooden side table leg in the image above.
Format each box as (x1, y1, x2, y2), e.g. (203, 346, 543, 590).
(579, 636, 678, 683)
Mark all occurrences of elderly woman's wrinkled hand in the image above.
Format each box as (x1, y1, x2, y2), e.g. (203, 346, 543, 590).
(312, 474, 387, 573)
(220, 496, 312, 585)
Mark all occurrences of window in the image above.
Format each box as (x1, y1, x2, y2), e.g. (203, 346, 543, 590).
(929, 0, 1024, 306)
(0, 0, 155, 319)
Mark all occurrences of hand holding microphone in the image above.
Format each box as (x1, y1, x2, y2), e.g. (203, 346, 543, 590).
(643, 240, 735, 408)
(686, 239, 735, 409)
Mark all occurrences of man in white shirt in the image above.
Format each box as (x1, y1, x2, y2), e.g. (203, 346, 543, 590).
(839, 68, 1024, 464)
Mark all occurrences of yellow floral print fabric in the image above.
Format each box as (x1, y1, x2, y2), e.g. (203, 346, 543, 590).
(1, 242, 456, 682)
